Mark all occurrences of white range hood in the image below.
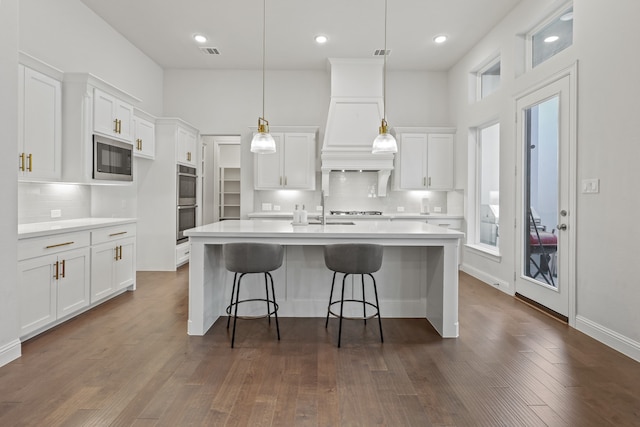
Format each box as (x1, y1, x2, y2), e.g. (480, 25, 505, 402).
(321, 58, 395, 196)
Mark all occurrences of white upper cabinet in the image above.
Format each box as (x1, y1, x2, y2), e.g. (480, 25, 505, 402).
(254, 128, 317, 190)
(17, 61, 62, 181)
(177, 126, 197, 167)
(62, 72, 141, 183)
(393, 127, 456, 191)
(133, 109, 156, 160)
(93, 88, 134, 143)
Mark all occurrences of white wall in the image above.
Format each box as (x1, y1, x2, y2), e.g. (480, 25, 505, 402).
(0, 0, 21, 366)
(451, 0, 640, 360)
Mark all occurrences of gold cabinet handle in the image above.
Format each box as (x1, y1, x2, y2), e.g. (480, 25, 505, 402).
(114, 118, 119, 133)
(109, 231, 127, 237)
(27, 154, 33, 172)
(117, 119, 122, 134)
(279, 176, 282, 186)
(428, 177, 431, 186)
(61, 259, 66, 278)
(19, 153, 25, 171)
(187, 152, 192, 162)
(114, 246, 119, 261)
(423, 177, 426, 187)
(284, 176, 287, 186)
(45, 241, 74, 249)
(119, 245, 123, 260)
(53, 261, 59, 280)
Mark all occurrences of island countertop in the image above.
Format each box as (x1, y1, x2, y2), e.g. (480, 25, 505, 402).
(185, 219, 464, 243)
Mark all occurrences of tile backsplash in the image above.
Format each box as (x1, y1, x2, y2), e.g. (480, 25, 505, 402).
(254, 171, 463, 215)
(18, 182, 91, 224)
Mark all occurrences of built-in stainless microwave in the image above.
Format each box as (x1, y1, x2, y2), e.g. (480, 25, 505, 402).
(93, 134, 133, 181)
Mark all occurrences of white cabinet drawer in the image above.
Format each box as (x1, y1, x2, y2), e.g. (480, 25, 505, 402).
(91, 223, 137, 245)
(426, 218, 462, 230)
(176, 242, 191, 267)
(18, 231, 90, 261)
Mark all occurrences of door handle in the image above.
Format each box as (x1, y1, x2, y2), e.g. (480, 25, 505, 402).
(557, 224, 567, 231)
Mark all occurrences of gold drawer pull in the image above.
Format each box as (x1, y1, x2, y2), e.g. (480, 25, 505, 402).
(109, 231, 127, 237)
(45, 241, 74, 249)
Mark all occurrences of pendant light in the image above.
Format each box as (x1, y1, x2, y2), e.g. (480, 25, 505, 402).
(251, 0, 276, 154)
(372, 0, 397, 154)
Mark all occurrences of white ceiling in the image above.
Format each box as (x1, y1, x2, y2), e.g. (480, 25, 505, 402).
(80, 0, 524, 71)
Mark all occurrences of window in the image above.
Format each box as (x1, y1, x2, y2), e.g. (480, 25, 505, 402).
(530, 6, 573, 68)
(478, 58, 501, 99)
(476, 123, 500, 249)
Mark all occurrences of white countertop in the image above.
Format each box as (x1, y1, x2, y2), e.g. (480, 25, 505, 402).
(185, 219, 463, 240)
(18, 217, 136, 239)
(248, 212, 462, 220)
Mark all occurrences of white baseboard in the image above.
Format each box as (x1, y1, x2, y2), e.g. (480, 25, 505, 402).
(460, 263, 513, 295)
(0, 339, 21, 368)
(576, 315, 640, 363)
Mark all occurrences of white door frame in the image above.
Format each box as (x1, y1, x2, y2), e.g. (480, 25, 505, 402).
(514, 63, 578, 327)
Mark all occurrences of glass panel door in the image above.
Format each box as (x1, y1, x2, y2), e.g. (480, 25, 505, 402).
(515, 73, 574, 319)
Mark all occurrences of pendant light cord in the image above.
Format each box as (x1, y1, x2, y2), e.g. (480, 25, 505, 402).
(383, 0, 388, 122)
(262, 0, 266, 121)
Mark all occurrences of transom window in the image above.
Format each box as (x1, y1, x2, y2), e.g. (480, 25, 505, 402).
(530, 6, 573, 68)
(478, 58, 501, 99)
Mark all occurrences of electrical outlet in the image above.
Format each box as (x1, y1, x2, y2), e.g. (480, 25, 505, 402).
(316, 205, 323, 212)
(51, 209, 61, 218)
(262, 203, 272, 211)
(433, 206, 442, 213)
(273, 205, 281, 211)
(397, 206, 405, 212)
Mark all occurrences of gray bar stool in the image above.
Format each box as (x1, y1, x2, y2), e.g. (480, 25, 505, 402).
(323, 243, 384, 347)
(223, 243, 284, 348)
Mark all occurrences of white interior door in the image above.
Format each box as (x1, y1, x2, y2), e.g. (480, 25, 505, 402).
(515, 71, 576, 320)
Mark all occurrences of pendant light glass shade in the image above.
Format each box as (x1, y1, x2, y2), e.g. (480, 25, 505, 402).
(251, 118, 276, 153)
(372, 119, 397, 153)
(372, 0, 397, 154)
(251, 0, 276, 154)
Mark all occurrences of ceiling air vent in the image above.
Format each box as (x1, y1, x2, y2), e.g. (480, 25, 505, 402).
(199, 47, 220, 55)
(373, 49, 391, 56)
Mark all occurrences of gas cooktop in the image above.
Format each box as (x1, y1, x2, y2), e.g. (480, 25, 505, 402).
(330, 210, 383, 216)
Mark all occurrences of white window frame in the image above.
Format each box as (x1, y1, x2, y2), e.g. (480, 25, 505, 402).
(476, 56, 501, 101)
(525, 2, 574, 71)
(467, 121, 501, 256)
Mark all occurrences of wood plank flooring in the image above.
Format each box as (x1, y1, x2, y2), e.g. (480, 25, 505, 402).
(1, 267, 639, 426)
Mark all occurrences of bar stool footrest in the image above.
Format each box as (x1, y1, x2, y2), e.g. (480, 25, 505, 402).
(327, 299, 380, 320)
(226, 298, 279, 320)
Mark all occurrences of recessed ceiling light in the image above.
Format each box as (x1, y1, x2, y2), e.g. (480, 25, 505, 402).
(434, 35, 448, 44)
(315, 35, 328, 44)
(544, 35, 560, 43)
(194, 34, 207, 43)
(560, 12, 574, 21)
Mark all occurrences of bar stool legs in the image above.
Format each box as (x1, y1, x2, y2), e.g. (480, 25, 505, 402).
(326, 271, 384, 348)
(226, 271, 280, 348)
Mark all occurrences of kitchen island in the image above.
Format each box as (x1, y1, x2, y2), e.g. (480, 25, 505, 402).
(185, 220, 464, 338)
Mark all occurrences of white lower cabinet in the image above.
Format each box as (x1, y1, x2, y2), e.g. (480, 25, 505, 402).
(91, 225, 136, 303)
(18, 221, 136, 340)
(18, 238, 90, 337)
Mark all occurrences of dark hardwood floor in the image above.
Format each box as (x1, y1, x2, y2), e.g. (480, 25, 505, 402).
(1, 267, 639, 426)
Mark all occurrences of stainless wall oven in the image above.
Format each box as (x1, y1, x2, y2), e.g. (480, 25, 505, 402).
(177, 165, 197, 244)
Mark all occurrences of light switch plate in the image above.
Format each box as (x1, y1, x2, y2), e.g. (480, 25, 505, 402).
(397, 206, 405, 212)
(433, 206, 442, 213)
(582, 178, 600, 194)
(273, 205, 281, 211)
(262, 203, 272, 211)
(51, 209, 61, 218)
